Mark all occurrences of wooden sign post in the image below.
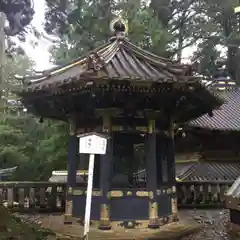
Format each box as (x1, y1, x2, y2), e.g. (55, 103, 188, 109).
(78, 132, 108, 240)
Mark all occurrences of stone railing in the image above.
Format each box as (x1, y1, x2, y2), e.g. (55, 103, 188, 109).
(0, 182, 66, 212)
(177, 181, 233, 208)
(0, 181, 233, 212)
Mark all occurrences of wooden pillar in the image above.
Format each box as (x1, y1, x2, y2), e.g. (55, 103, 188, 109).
(168, 118, 178, 221)
(125, 137, 135, 187)
(99, 114, 113, 230)
(157, 134, 168, 184)
(146, 119, 159, 229)
(64, 119, 78, 224)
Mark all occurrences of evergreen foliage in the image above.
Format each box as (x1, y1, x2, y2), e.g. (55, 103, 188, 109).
(0, 0, 240, 180)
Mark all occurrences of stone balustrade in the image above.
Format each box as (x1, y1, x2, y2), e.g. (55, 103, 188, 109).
(0, 182, 66, 212)
(0, 181, 233, 212)
(177, 181, 233, 208)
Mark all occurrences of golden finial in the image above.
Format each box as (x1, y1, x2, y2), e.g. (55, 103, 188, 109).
(110, 16, 128, 35)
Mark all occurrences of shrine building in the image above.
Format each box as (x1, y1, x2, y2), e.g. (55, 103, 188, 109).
(16, 19, 222, 230)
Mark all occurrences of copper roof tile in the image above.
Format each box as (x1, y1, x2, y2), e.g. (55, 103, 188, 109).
(189, 89, 240, 131)
(176, 162, 240, 182)
(18, 37, 192, 91)
(135, 162, 240, 183)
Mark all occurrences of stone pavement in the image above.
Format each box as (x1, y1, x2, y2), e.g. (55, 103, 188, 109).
(17, 209, 234, 240)
(40, 214, 202, 240)
(180, 209, 230, 240)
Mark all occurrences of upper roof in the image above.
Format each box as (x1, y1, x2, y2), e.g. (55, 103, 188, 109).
(16, 19, 223, 122)
(188, 89, 240, 131)
(18, 20, 201, 93)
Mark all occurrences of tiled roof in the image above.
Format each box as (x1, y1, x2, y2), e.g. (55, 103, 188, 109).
(16, 21, 223, 122)
(135, 162, 240, 183)
(188, 89, 240, 131)
(0, 166, 17, 176)
(176, 162, 240, 182)
(49, 175, 85, 183)
(175, 163, 195, 179)
(19, 39, 191, 92)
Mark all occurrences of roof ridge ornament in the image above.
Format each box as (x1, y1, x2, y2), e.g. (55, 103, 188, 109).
(87, 52, 105, 71)
(109, 17, 128, 42)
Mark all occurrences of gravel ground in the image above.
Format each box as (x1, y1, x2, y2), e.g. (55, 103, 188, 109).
(16, 209, 233, 239)
(180, 209, 231, 240)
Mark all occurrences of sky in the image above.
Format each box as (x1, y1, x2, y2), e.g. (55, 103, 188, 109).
(22, 0, 197, 70)
(22, 0, 53, 71)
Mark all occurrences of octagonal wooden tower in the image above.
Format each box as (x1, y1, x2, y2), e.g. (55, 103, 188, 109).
(16, 20, 222, 230)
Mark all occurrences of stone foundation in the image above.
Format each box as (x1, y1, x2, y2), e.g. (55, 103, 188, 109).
(42, 214, 202, 240)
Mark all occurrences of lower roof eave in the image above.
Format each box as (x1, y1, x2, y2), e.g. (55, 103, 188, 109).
(184, 124, 240, 133)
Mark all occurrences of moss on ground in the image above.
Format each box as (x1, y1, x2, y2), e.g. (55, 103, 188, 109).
(0, 205, 55, 240)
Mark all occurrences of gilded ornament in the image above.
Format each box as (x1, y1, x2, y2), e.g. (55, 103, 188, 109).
(65, 200, 73, 215)
(127, 191, 132, 196)
(68, 187, 73, 194)
(148, 191, 154, 199)
(167, 188, 172, 194)
(110, 191, 123, 197)
(87, 53, 104, 71)
(110, 17, 129, 34)
(136, 126, 147, 132)
(92, 191, 101, 196)
(136, 191, 148, 197)
(73, 189, 84, 196)
(149, 202, 158, 218)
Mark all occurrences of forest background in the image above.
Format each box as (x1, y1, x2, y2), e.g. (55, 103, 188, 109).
(1, 0, 240, 180)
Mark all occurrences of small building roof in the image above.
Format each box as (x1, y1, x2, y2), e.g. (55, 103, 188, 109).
(0, 166, 17, 177)
(188, 89, 240, 131)
(49, 175, 85, 184)
(176, 162, 240, 182)
(135, 162, 240, 183)
(49, 170, 87, 183)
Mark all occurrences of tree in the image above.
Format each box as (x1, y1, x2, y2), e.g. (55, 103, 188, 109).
(0, 52, 69, 181)
(0, 0, 35, 36)
(45, 0, 171, 65)
(0, 114, 68, 181)
(0, 54, 33, 114)
(148, 0, 240, 77)
(45, 0, 239, 74)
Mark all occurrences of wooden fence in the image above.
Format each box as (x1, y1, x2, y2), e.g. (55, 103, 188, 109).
(0, 181, 233, 212)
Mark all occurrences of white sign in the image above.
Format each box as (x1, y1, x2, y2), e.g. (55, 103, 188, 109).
(83, 154, 95, 240)
(79, 134, 107, 155)
(78, 132, 108, 239)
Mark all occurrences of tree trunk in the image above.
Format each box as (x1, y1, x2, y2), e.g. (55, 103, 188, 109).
(0, 13, 5, 111)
